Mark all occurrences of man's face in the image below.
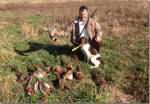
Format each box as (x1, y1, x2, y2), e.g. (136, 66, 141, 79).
(79, 9, 88, 21)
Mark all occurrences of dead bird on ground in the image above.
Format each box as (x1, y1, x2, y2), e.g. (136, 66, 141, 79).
(43, 61, 63, 74)
(31, 64, 50, 79)
(63, 67, 77, 80)
(38, 80, 54, 95)
(55, 73, 72, 90)
(73, 67, 84, 80)
(26, 78, 39, 97)
(60, 58, 73, 70)
(38, 80, 54, 102)
(11, 65, 30, 83)
(91, 71, 108, 87)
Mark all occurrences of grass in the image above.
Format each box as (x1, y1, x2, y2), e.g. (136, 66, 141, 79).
(0, 0, 149, 103)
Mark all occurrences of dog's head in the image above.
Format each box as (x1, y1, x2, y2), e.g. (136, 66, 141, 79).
(79, 37, 88, 45)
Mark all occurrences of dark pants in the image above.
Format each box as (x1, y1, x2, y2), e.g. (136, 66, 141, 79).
(71, 40, 102, 61)
(71, 46, 84, 61)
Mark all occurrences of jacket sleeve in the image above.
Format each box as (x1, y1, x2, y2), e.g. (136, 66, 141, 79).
(95, 21, 102, 41)
(63, 21, 74, 33)
(57, 21, 74, 36)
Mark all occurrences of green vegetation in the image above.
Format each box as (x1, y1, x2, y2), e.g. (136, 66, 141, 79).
(0, 0, 148, 103)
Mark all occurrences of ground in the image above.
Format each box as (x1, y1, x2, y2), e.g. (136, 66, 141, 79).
(0, 0, 148, 103)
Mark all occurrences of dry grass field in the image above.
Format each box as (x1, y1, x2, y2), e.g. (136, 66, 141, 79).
(0, 0, 149, 103)
(1, 0, 87, 4)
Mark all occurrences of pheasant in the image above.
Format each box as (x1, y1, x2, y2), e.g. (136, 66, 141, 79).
(53, 66, 63, 74)
(43, 62, 63, 74)
(12, 66, 30, 83)
(55, 73, 72, 90)
(91, 71, 108, 87)
(26, 79, 35, 97)
(43, 61, 51, 71)
(38, 80, 54, 95)
(73, 67, 84, 80)
(63, 67, 77, 80)
(60, 58, 73, 70)
(34, 81, 39, 92)
(38, 80, 54, 102)
(65, 63, 73, 71)
(26, 85, 35, 97)
(31, 64, 50, 79)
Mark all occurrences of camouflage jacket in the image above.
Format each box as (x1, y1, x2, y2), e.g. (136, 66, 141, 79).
(63, 17, 102, 45)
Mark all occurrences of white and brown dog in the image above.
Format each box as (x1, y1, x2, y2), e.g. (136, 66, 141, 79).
(79, 37, 104, 68)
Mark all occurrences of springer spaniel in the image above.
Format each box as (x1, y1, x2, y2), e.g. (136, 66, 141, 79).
(79, 37, 104, 68)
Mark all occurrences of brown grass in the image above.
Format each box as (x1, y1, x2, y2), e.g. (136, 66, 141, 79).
(0, 0, 87, 4)
(21, 23, 38, 38)
(0, 0, 148, 103)
(0, 75, 23, 102)
(0, 21, 8, 31)
(109, 86, 137, 103)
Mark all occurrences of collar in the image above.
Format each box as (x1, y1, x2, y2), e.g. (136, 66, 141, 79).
(79, 18, 88, 23)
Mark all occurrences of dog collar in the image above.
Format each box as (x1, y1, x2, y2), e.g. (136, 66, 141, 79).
(72, 45, 81, 52)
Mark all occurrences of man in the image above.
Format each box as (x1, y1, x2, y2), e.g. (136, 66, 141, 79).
(56, 6, 102, 61)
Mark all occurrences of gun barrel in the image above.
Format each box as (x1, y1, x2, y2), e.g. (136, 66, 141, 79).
(91, 9, 97, 18)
